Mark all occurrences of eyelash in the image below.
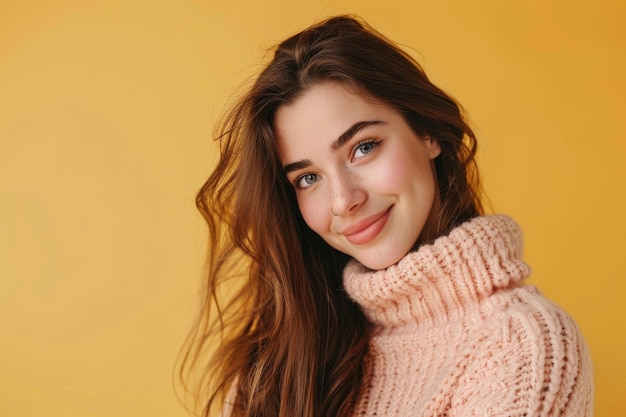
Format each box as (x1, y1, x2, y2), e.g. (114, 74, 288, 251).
(293, 173, 319, 189)
(351, 139, 381, 160)
(292, 138, 382, 190)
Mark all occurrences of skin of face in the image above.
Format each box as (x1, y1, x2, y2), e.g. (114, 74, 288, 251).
(275, 82, 442, 270)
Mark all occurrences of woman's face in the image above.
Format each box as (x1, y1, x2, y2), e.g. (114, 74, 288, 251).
(275, 82, 441, 270)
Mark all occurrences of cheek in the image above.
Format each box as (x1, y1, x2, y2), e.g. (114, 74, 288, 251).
(297, 195, 329, 234)
(396, 143, 436, 184)
(377, 153, 422, 189)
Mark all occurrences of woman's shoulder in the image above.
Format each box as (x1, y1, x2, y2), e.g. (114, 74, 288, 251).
(465, 285, 594, 416)
(477, 283, 587, 358)
(486, 284, 582, 341)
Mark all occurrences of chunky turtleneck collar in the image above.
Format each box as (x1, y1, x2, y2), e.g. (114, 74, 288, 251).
(343, 215, 531, 327)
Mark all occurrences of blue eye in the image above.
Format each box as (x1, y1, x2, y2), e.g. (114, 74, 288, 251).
(353, 140, 380, 159)
(296, 173, 319, 189)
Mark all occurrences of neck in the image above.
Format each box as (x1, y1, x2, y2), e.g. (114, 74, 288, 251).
(343, 215, 530, 327)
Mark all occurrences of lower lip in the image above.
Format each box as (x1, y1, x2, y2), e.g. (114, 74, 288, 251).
(345, 208, 391, 245)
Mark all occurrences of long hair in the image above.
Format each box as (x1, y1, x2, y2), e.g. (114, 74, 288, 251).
(179, 15, 483, 417)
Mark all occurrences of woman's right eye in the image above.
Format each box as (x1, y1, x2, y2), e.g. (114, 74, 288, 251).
(295, 173, 319, 189)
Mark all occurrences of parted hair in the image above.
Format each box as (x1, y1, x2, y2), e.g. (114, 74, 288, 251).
(179, 15, 483, 417)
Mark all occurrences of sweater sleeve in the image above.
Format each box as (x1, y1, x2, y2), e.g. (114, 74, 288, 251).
(448, 292, 594, 417)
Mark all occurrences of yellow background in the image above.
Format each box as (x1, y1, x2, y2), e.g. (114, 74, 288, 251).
(1, 0, 624, 415)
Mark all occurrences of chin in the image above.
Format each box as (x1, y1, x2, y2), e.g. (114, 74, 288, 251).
(356, 251, 407, 271)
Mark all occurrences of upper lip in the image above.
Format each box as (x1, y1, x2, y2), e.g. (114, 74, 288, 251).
(339, 207, 391, 236)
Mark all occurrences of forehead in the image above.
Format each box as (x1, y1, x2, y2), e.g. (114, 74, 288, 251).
(274, 82, 389, 158)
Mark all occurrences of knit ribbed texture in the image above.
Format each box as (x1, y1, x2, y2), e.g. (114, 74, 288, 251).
(343, 215, 593, 417)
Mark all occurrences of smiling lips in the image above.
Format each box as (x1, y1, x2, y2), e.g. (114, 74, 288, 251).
(341, 207, 392, 245)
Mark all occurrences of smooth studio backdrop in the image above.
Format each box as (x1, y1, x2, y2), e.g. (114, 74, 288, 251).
(1, 1, 624, 416)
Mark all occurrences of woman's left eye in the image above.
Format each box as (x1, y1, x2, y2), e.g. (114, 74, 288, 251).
(353, 140, 380, 159)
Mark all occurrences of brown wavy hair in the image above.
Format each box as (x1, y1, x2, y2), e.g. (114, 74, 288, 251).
(179, 15, 483, 417)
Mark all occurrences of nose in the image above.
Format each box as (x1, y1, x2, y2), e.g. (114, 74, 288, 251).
(329, 171, 366, 217)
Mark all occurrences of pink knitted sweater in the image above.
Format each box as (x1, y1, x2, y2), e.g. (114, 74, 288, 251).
(343, 215, 593, 417)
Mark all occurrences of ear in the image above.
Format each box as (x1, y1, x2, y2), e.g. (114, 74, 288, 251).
(426, 136, 442, 160)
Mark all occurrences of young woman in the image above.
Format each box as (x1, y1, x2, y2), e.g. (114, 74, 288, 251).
(180, 15, 593, 417)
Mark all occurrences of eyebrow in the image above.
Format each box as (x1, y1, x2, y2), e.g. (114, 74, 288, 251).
(282, 120, 386, 175)
(331, 120, 386, 150)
